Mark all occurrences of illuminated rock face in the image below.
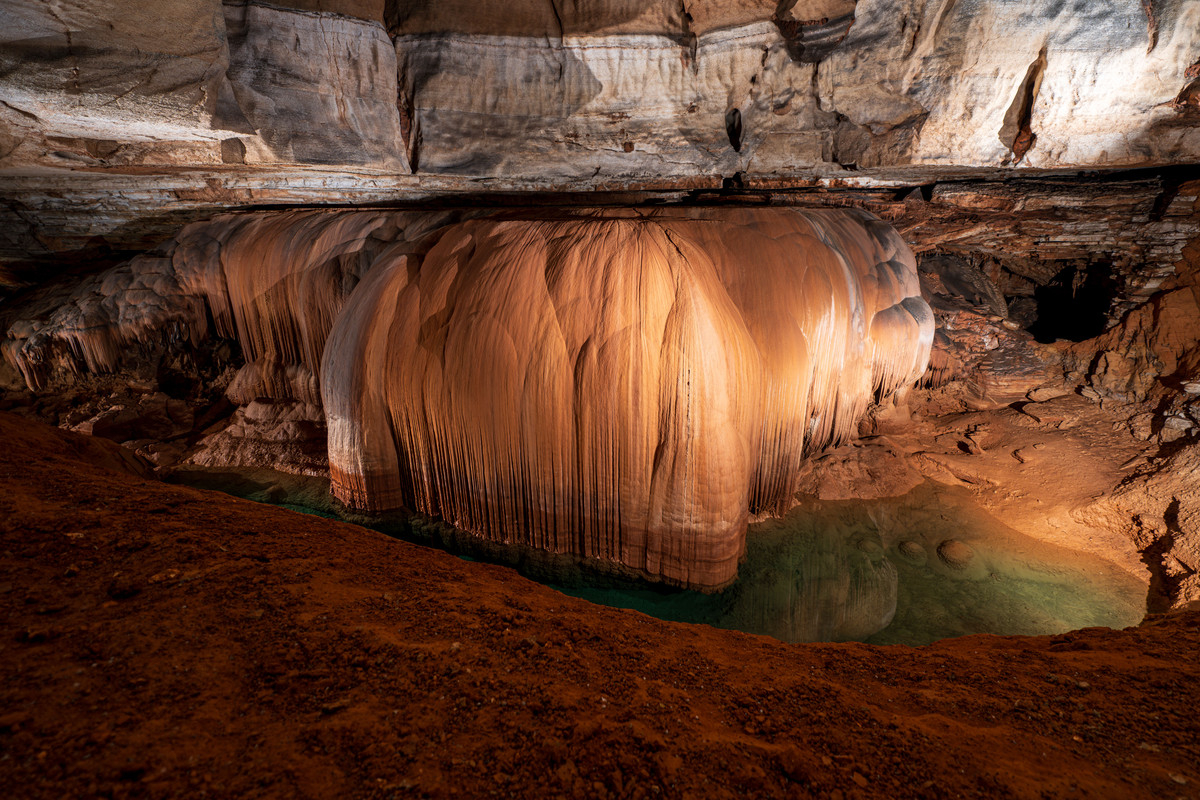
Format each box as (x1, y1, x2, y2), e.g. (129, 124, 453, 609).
(322, 208, 932, 588)
(3, 0, 1196, 276)
(2, 0, 1195, 180)
(2, 211, 407, 395)
(2, 206, 930, 588)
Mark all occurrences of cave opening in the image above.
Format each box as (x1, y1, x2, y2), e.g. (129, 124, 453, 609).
(1027, 261, 1118, 343)
(724, 107, 744, 152)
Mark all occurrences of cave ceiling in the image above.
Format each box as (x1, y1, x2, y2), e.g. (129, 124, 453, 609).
(0, 0, 1197, 285)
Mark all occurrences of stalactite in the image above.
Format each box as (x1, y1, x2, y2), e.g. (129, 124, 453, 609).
(3, 210, 435, 400)
(322, 208, 932, 588)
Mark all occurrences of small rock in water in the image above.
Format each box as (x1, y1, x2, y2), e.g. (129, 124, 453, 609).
(897, 540, 927, 565)
(855, 538, 882, 556)
(937, 539, 974, 570)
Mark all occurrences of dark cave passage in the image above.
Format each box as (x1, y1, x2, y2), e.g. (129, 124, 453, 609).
(1027, 261, 1118, 343)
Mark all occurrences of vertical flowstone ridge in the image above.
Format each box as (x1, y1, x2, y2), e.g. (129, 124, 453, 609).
(322, 208, 933, 589)
(2, 206, 930, 590)
(2, 210, 400, 396)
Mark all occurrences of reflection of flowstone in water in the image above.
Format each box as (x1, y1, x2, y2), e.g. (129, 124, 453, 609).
(857, 484, 1146, 645)
(718, 521, 898, 643)
(560, 482, 1145, 645)
(167, 466, 1146, 646)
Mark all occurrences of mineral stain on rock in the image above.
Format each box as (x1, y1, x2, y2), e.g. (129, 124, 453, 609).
(1000, 46, 1047, 165)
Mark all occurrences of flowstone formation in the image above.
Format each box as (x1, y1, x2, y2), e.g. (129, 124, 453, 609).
(325, 207, 934, 589)
(3, 207, 932, 589)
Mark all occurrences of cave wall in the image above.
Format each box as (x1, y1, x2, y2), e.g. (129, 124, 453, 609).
(2, 0, 1196, 289)
(822, 0, 1200, 169)
(0, 0, 403, 170)
(1, 0, 1196, 179)
(1, 208, 462, 390)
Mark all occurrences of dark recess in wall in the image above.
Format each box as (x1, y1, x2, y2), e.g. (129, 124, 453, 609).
(1028, 262, 1116, 343)
(725, 108, 743, 152)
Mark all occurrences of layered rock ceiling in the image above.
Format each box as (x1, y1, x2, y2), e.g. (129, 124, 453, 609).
(1, 0, 1198, 272)
(3, 0, 1196, 177)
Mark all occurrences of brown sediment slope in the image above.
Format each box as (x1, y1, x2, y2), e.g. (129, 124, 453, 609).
(1, 410, 1197, 800)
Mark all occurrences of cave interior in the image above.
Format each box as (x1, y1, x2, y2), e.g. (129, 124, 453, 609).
(2, 0, 1200, 797)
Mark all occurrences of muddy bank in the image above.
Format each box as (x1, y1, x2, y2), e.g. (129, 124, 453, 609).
(2, 412, 1198, 799)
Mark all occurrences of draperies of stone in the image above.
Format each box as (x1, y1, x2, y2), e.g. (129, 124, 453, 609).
(322, 208, 932, 588)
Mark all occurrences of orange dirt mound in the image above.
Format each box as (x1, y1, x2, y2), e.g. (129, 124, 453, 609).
(1, 411, 1197, 799)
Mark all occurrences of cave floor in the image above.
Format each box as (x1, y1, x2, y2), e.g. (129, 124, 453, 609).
(795, 386, 1156, 583)
(2, 411, 1198, 799)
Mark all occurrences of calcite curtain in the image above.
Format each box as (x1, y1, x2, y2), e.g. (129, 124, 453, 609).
(3, 206, 931, 588)
(322, 208, 932, 588)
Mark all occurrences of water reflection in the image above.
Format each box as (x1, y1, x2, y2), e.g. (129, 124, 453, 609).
(170, 468, 1145, 646)
(564, 483, 1145, 645)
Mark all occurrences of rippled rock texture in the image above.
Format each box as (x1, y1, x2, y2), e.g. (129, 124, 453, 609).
(322, 208, 931, 587)
(1, 0, 1195, 179)
(3, 0, 1196, 287)
(2, 207, 932, 588)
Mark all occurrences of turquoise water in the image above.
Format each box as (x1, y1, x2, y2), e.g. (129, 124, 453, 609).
(559, 485, 1146, 645)
(169, 468, 1146, 646)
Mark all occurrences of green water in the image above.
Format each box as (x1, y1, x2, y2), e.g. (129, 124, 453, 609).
(561, 485, 1146, 646)
(168, 468, 1146, 646)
